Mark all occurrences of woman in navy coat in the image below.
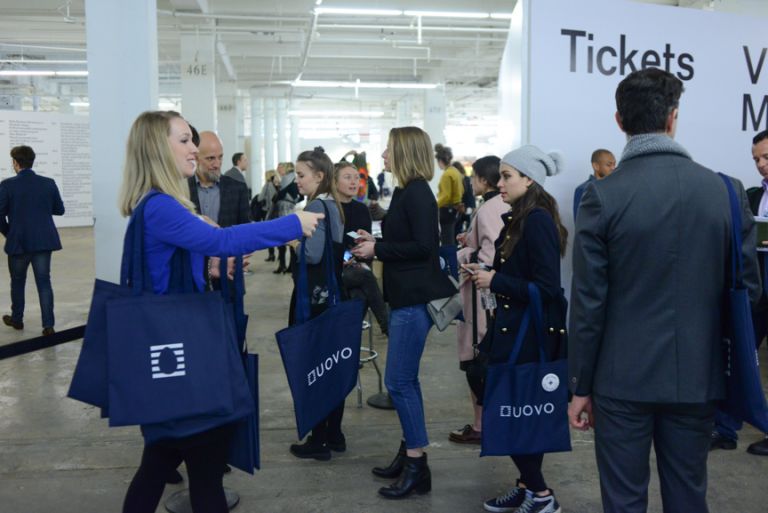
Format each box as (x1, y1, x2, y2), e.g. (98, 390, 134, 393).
(467, 145, 568, 513)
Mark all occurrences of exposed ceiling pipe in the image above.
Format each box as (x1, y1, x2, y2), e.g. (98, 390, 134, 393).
(295, 10, 320, 81)
(157, 9, 308, 24)
(317, 24, 509, 33)
(216, 37, 236, 81)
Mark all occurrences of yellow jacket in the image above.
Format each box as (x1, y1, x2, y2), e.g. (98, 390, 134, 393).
(436, 166, 464, 208)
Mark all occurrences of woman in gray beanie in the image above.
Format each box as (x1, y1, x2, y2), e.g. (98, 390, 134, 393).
(465, 145, 569, 513)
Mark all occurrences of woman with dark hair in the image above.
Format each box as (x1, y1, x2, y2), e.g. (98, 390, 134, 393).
(287, 147, 348, 462)
(453, 160, 475, 235)
(353, 127, 456, 499)
(466, 145, 567, 513)
(449, 155, 508, 445)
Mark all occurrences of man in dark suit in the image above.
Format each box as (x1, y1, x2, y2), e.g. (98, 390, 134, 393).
(0, 145, 65, 336)
(711, 129, 768, 455)
(568, 68, 762, 513)
(572, 149, 616, 218)
(187, 132, 250, 228)
(187, 131, 251, 289)
(224, 152, 250, 197)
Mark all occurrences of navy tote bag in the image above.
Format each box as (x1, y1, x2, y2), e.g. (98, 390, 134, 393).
(276, 202, 364, 439)
(718, 174, 768, 433)
(481, 284, 571, 456)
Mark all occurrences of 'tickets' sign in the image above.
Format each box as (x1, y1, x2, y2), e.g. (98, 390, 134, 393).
(499, 0, 768, 291)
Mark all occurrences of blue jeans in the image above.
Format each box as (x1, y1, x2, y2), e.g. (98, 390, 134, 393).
(385, 304, 432, 449)
(8, 251, 54, 328)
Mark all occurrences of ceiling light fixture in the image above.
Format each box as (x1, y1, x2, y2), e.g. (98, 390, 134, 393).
(403, 10, 490, 19)
(288, 110, 385, 117)
(490, 13, 514, 19)
(292, 79, 438, 90)
(315, 7, 403, 16)
(69, 101, 89, 107)
(0, 70, 88, 77)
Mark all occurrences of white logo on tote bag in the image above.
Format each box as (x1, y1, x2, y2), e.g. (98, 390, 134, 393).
(150, 343, 186, 379)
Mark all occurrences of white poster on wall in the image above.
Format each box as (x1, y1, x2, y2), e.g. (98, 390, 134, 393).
(500, 0, 768, 289)
(0, 111, 93, 227)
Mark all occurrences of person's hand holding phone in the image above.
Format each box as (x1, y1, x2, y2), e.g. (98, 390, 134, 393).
(354, 229, 375, 243)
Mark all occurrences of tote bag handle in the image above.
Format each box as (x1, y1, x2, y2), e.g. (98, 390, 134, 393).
(504, 283, 549, 365)
(295, 199, 340, 324)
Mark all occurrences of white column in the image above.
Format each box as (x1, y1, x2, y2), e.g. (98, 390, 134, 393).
(263, 98, 277, 171)
(289, 114, 300, 163)
(85, 0, 158, 281)
(276, 98, 289, 163)
(181, 32, 216, 131)
(423, 87, 447, 192)
(249, 97, 264, 194)
(216, 81, 239, 167)
(396, 96, 413, 126)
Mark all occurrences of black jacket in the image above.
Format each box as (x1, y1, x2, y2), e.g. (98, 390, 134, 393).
(374, 179, 455, 309)
(187, 175, 251, 227)
(483, 209, 567, 366)
(746, 185, 768, 312)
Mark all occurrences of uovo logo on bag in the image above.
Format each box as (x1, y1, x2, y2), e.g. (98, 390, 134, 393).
(307, 347, 354, 386)
(498, 373, 561, 418)
(150, 343, 186, 379)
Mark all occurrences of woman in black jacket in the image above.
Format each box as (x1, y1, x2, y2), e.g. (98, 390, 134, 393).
(467, 145, 568, 513)
(352, 126, 455, 499)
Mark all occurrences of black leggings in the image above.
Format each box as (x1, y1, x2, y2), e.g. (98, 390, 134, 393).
(511, 453, 547, 493)
(312, 401, 345, 443)
(123, 423, 235, 513)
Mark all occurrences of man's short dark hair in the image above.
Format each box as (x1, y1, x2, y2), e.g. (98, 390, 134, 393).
(615, 68, 684, 136)
(591, 149, 614, 163)
(232, 152, 244, 166)
(753, 130, 768, 145)
(10, 145, 35, 169)
(189, 124, 200, 148)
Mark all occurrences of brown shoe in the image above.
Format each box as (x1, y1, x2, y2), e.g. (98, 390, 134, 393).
(42, 327, 55, 336)
(449, 424, 481, 444)
(3, 315, 23, 330)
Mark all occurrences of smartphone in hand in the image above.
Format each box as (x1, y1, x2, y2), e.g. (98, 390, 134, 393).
(347, 231, 362, 240)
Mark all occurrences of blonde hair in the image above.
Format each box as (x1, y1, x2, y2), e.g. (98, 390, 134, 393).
(388, 126, 434, 186)
(118, 111, 196, 216)
(281, 161, 295, 173)
(265, 169, 276, 182)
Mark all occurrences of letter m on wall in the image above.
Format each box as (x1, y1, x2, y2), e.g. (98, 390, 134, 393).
(743, 94, 768, 131)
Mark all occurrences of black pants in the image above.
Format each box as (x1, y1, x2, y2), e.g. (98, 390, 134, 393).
(511, 453, 547, 492)
(342, 265, 388, 334)
(277, 245, 287, 268)
(312, 401, 345, 444)
(593, 395, 715, 513)
(123, 423, 235, 513)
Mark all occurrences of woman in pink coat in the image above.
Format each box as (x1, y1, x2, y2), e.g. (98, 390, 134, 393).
(450, 156, 508, 444)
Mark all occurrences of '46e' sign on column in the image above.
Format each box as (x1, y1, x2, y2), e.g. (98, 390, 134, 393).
(184, 63, 210, 77)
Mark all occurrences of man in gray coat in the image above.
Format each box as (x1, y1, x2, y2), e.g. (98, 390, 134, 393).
(568, 68, 762, 513)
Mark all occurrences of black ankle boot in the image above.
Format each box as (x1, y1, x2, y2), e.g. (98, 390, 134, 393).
(378, 453, 431, 499)
(372, 440, 406, 478)
(273, 264, 287, 274)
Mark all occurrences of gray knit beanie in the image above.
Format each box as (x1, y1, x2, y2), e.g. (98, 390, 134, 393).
(501, 145, 564, 185)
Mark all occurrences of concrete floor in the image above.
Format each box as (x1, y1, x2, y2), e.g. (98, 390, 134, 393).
(0, 226, 766, 513)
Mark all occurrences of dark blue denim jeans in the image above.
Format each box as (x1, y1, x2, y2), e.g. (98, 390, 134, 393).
(385, 304, 432, 449)
(8, 251, 54, 328)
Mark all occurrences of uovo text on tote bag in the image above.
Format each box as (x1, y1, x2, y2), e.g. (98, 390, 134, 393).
(481, 283, 571, 456)
(718, 174, 768, 433)
(276, 202, 364, 439)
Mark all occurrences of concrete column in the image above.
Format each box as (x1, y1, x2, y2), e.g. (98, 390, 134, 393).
(85, 0, 158, 281)
(250, 97, 264, 193)
(289, 114, 300, 164)
(396, 96, 413, 126)
(276, 98, 289, 163)
(217, 81, 239, 168)
(263, 98, 277, 171)
(180, 32, 216, 131)
(423, 87, 447, 192)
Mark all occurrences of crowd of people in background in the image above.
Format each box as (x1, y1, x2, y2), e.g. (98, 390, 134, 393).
(4, 66, 767, 513)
